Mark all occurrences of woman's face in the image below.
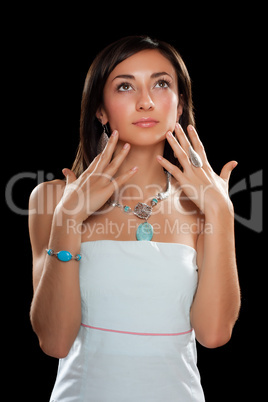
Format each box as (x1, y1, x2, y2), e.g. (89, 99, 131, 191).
(98, 49, 183, 146)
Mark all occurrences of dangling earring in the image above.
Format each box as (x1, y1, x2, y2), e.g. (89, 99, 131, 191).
(97, 124, 109, 154)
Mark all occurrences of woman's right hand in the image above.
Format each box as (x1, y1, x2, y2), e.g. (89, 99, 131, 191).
(29, 130, 137, 358)
(57, 130, 138, 224)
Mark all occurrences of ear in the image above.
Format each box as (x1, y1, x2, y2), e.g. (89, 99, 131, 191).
(96, 106, 109, 125)
(177, 94, 184, 121)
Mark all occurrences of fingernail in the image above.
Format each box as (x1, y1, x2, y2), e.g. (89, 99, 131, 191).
(167, 131, 173, 138)
(62, 168, 69, 177)
(131, 166, 138, 172)
(112, 130, 118, 137)
(123, 143, 130, 150)
(156, 155, 163, 161)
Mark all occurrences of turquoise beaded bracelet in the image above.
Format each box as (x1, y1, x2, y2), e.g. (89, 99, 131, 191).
(46, 249, 81, 262)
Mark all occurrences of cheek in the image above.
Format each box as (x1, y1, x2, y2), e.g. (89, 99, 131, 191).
(160, 92, 178, 112)
(104, 98, 131, 130)
(157, 92, 179, 125)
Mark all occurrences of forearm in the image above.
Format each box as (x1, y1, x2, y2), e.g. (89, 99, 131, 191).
(191, 203, 241, 348)
(30, 209, 82, 357)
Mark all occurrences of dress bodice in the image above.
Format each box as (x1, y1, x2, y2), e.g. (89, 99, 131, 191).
(50, 241, 205, 401)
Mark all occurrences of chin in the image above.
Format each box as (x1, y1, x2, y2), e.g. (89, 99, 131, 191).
(118, 126, 169, 146)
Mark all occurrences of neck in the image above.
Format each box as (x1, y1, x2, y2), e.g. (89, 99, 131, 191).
(113, 140, 167, 202)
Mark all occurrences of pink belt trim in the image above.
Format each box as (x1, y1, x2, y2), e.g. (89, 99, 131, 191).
(81, 323, 193, 337)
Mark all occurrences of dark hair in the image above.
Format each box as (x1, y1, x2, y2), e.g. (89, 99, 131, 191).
(72, 36, 195, 177)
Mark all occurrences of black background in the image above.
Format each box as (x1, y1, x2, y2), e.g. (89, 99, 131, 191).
(4, 6, 264, 401)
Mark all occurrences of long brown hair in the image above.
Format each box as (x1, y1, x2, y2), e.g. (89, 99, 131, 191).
(72, 36, 195, 177)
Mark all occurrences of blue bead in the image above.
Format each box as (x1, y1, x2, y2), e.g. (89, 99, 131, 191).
(136, 222, 153, 241)
(47, 249, 54, 256)
(57, 250, 72, 262)
(124, 206, 131, 213)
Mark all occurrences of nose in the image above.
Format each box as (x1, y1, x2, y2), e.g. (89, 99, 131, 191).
(136, 89, 154, 111)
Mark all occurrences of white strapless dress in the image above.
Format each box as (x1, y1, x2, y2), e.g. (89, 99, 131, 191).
(50, 240, 205, 401)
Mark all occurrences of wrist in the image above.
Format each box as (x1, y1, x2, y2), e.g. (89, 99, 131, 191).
(53, 204, 85, 227)
(204, 197, 234, 222)
(51, 206, 83, 242)
(46, 248, 82, 262)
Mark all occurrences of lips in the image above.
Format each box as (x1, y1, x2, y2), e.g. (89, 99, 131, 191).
(132, 117, 159, 128)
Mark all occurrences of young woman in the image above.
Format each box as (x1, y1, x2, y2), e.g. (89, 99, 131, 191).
(29, 36, 241, 401)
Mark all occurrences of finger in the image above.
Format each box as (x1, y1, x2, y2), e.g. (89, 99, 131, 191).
(186, 125, 208, 163)
(165, 131, 190, 169)
(97, 130, 119, 170)
(107, 166, 139, 194)
(174, 123, 191, 150)
(80, 130, 119, 178)
(220, 161, 238, 182)
(156, 154, 183, 182)
(62, 168, 77, 185)
(104, 142, 131, 178)
(74, 154, 101, 187)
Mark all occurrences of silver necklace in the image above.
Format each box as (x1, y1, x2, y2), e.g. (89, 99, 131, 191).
(108, 171, 171, 241)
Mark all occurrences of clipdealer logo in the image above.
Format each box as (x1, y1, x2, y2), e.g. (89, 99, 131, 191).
(5, 169, 263, 233)
(229, 170, 263, 233)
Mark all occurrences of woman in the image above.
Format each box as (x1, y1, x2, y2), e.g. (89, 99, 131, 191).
(29, 36, 240, 401)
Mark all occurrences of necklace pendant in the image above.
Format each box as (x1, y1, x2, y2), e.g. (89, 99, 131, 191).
(109, 172, 171, 242)
(133, 202, 152, 220)
(136, 222, 153, 241)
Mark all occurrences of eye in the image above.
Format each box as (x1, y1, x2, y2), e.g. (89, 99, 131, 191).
(117, 82, 133, 92)
(154, 79, 171, 89)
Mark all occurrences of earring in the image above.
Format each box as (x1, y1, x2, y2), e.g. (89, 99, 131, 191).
(97, 124, 109, 154)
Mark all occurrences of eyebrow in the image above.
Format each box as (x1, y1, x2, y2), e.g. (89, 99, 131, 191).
(112, 71, 173, 81)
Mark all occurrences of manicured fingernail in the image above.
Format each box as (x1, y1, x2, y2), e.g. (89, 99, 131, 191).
(131, 166, 138, 172)
(156, 155, 163, 161)
(123, 143, 130, 150)
(167, 131, 173, 138)
(112, 130, 118, 137)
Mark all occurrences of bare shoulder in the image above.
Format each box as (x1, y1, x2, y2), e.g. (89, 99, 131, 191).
(29, 179, 66, 212)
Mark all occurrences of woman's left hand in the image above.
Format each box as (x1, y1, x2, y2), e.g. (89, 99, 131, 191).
(156, 123, 237, 216)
